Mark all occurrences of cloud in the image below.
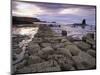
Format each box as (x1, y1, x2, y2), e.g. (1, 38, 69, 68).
(12, 1, 45, 17)
(12, 0, 96, 25)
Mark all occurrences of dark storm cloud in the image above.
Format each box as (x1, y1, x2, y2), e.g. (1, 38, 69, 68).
(13, 0, 95, 13)
(12, 0, 96, 25)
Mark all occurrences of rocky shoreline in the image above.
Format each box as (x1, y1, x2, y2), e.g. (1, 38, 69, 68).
(12, 24, 96, 74)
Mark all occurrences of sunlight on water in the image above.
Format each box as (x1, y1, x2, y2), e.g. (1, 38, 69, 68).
(13, 27, 38, 35)
(12, 26, 39, 65)
(19, 27, 38, 35)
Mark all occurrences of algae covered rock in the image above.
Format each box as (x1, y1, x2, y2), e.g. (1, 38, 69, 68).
(65, 45, 81, 56)
(56, 48, 72, 57)
(38, 46, 54, 59)
(72, 51, 96, 70)
(41, 46, 54, 54)
(27, 43, 40, 55)
(48, 54, 74, 71)
(26, 55, 43, 65)
(87, 49, 96, 57)
(52, 43, 65, 49)
(17, 60, 61, 73)
(75, 41, 91, 51)
(13, 47, 22, 54)
(41, 43, 51, 48)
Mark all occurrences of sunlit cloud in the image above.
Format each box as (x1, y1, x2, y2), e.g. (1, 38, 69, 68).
(59, 8, 95, 16)
(60, 8, 79, 15)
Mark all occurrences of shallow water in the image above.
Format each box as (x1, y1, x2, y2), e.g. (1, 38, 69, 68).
(50, 25, 95, 39)
(12, 27, 39, 64)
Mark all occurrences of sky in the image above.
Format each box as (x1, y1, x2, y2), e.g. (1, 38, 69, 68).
(12, 0, 96, 25)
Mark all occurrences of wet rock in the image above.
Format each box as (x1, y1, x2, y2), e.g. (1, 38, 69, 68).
(16, 65, 37, 73)
(52, 43, 65, 49)
(75, 41, 91, 51)
(82, 33, 95, 46)
(27, 55, 43, 65)
(17, 60, 61, 73)
(72, 51, 96, 70)
(92, 44, 96, 50)
(15, 60, 27, 70)
(37, 50, 44, 58)
(62, 30, 67, 36)
(70, 67, 75, 70)
(38, 46, 54, 59)
(48, 54, 74, 71)
(41, 46, 54, 54)
(12, 44, 19, 49)
(12, 54, 17, 61)
(57, 58, 73, 70)
(67, 36, 77, 42)
(32, 38, 42, 43)
(27, 43, 40, 55)
(13, 47, 22, 54)
(74, 62, 86, 70)
(87, 49, 96, 57)
(24, 52, 30, 60)
(65, 45, 81, 56)
(86, 39, 95, 46)
(41, 43, 51, 48)
(56, 48, 72, 57)
(38, 66, 61, 72)
(61, 38, 69, 43)
(64, 41, 73, 46)
(37, 60, 61, 72)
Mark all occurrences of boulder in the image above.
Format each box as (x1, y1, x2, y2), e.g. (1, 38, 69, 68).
(38, 46, 54, 59)
(27, 55, 43, 65)
(32, 38, 42, 43)
(23, 52, 30, 60)
(41, 43, 51, 48)
(87, 49, 96, 57)
(64, 41, 73, 46)
(38, 66, 61, 72)
(41, 46, 54, 54)
(15, 60, 27, 70)
(86, 38, 95, 45)
(57, 58, 73, 71)
(17, 60, 61, 73)
(82, 33, 95, 46)
(48, 54, 74, 71)
(65, 45, 81, 56)
(72, 51, 96, 70)
(75, 41, 91, 51)
(27, 43, 40, 55)
(16, 65, 37, 73)
(56, 48, 72, 57)
(92, 44, 96, 50)
(70, 67, 75, 70)
(13, 54, 17, 61)
(61, 38, 69, 43)
(52, 43, 65, 49)
(13, 47, 22, 54)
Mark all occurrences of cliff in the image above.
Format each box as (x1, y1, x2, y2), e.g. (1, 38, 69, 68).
(12, 16, 40, 25)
